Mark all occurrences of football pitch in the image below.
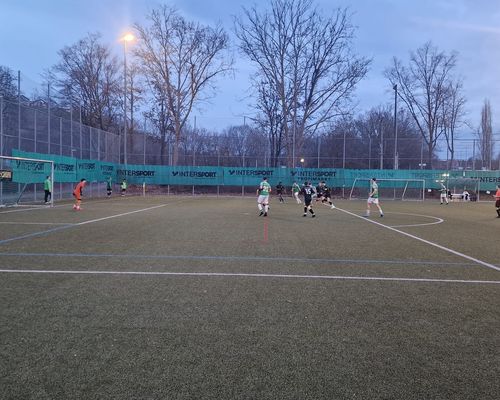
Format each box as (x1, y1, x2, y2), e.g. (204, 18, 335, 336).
(0, 195, 499, 399)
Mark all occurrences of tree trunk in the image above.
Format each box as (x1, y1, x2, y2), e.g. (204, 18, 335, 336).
(427, 142, 433, 169)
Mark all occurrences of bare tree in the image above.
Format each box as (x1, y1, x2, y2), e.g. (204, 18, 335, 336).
(144, 82, 174, 165)
(235, 0, 370, 167)
(0, 66, 17, 99)
(134, 5, 232, 165)
(386, 42, 460, 169)
(253, 79, 285, 167)
(441, 80, 466, 169)
(51, 33, 121, 130)
(479, 99, 493, 170)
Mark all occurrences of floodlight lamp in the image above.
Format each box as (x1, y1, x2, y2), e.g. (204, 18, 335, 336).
(122, 33, 135, 42)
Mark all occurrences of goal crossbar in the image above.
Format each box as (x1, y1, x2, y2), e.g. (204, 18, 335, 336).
(0, 155, 55, 207)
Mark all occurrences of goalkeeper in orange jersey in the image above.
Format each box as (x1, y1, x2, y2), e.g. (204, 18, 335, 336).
(72, 178, 87, 211)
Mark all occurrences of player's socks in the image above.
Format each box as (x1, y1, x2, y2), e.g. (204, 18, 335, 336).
(263, 212, 267, 217)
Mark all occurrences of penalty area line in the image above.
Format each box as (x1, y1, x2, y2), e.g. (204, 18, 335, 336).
(336, 207, 500, 273)
(0, 268, 499, 285)
(0, 204, 169, 245)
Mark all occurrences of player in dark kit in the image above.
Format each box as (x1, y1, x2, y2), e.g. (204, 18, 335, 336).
(320, 181, 336, 209)
(315, 182, 324, 202)
(301, 181, 316, 217)
(276, 181, 285, 203)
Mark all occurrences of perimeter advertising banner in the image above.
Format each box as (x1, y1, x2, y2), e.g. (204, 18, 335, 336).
(12, 150, 76, 183)
(9, 150, 500, 190)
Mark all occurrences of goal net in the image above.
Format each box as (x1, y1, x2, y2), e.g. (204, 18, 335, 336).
(443, 177, 479, 201)
(0, 155, 55, 207)
(349, 178, 426, 201)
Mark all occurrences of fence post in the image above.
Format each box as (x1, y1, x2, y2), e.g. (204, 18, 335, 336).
(342, 131, 346, 169)
(472, 139, 476, 170)
(70, 107, 73, 154)
(0, 96, 3, 205)
(317, 135, 321, 168)
(0, 96, 3, 156)
(217, 150, 220, 197)
(18, 71, 21, 151)
(79, 105, 83, 159)
(47, 83, 51, 155)
(59, 117, 62, 200)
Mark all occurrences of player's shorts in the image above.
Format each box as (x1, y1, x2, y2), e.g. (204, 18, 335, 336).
(440, 193, 447, 198)
(496, 199, 500, 208)
(293, 191, 300, 197)
(73, 193, 81, 201)
(367, 197, 379, 205)
(258, 195, 269, 204)
(304, 198, 312, 206)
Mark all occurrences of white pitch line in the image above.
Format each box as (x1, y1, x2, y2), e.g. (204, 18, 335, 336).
(0, 195, 141, 214)
(385, 212, 444, 228)
(0, 221, 75, 225)
(0, 268, 499, 285)
(336, 207, 500, 273)
(75, 203, 168, 226)
(0, 204, 169, 245)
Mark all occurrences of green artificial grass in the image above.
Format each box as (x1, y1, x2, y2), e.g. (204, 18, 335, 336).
(0, 196, 499, 399)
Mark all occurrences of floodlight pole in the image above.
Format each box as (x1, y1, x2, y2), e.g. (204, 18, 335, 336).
(123, 40, 128, 165)
(393, 84, 398, 169)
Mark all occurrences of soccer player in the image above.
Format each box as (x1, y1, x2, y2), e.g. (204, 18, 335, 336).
(439, 182, 449, 205)
(121, 179, 127, 196)
(291, 181, 302, 204)
(276, 181, 285, 203)
(494, 184, 500, 218)
(257, 176, 271, 217)
(72, 178, 86, 211)
(301, 181, 316, 218)
(315, 182, 324, 202)
(320, 181, 336, 209)
(364, 177, 384, 217)
(106, 176, 113, 197)
(43, 175, 52, 204)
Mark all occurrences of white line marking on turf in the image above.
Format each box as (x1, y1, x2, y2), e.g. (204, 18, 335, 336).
(384, 212, 444, 228)
(0, 222, 75, 225)
(0, 252, 481, 267)
(0, 196, 143, 214)
(0, 204, 169, 245)
(76, 204, 168, 226)
(0, 268, 499, 285)
(336, 207, 500, 273)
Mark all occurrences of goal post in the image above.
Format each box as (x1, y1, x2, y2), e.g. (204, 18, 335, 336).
(0, 155, 55, 207)
(349, 178, 426, 201)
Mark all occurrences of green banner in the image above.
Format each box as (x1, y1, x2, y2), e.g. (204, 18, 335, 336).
(10, 150, 500, 190)
(12, 150, 76, 183)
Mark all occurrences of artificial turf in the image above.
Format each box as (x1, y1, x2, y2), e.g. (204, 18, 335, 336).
(0, 196, 499, 399)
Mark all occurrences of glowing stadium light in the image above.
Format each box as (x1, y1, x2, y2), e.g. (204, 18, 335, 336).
(121, 33, 136, 42)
